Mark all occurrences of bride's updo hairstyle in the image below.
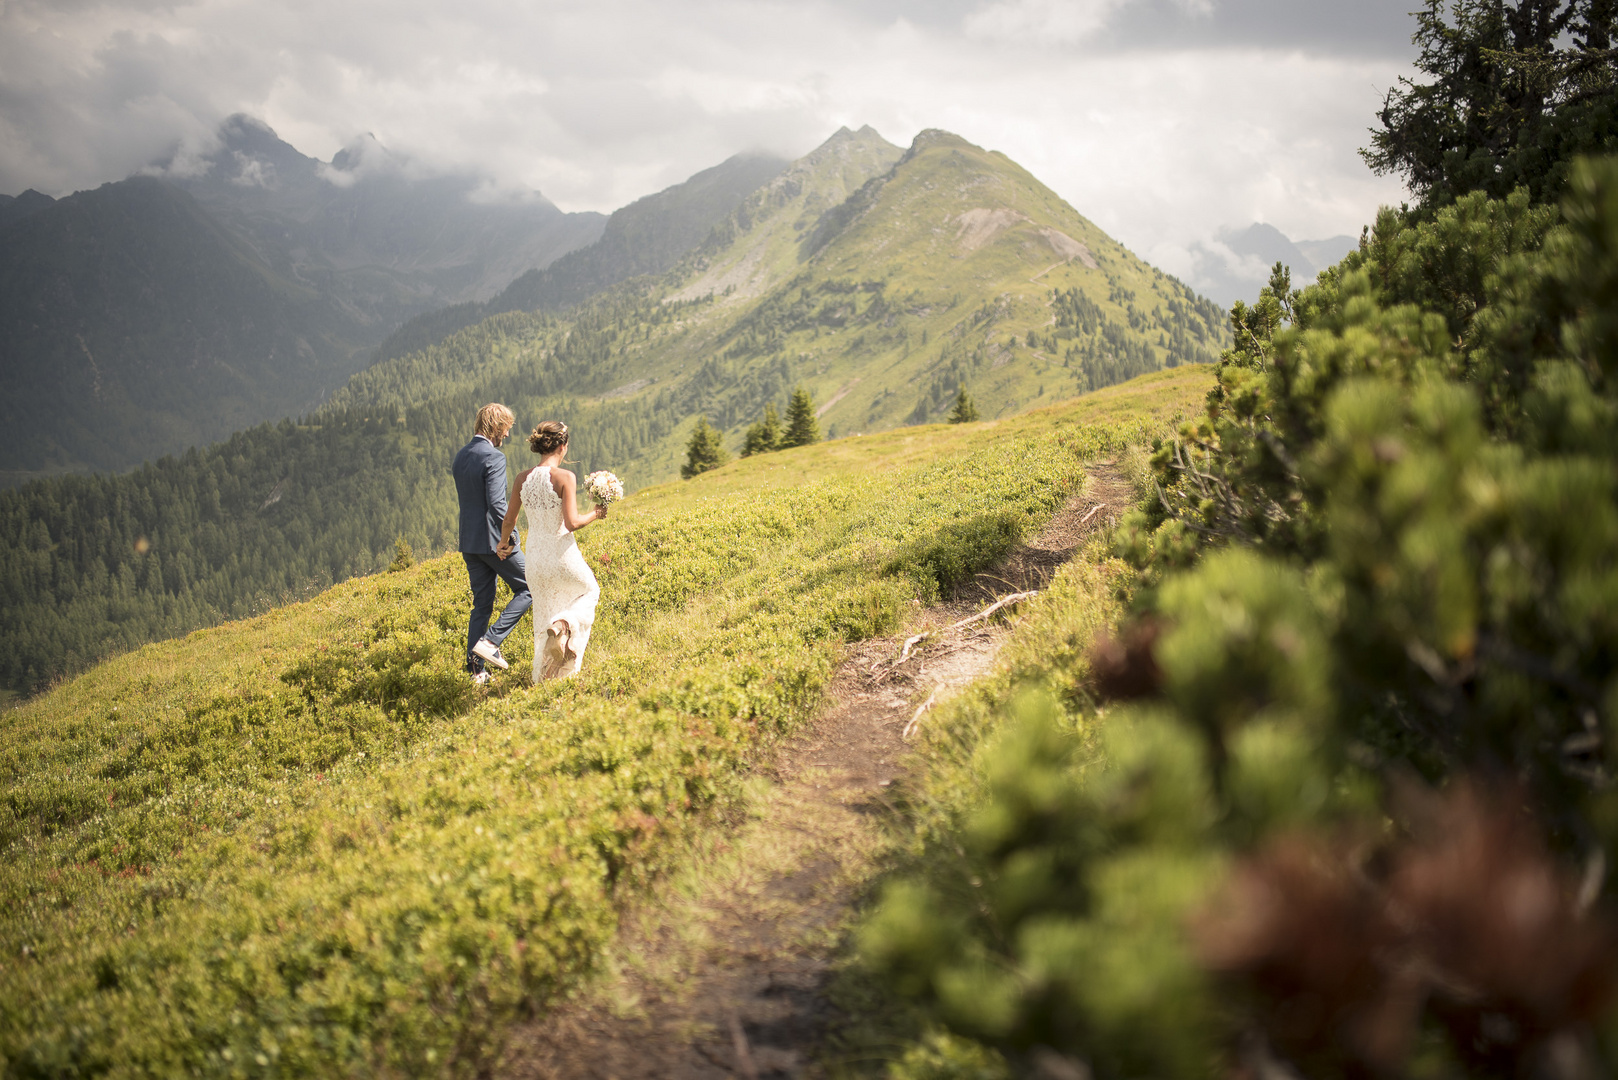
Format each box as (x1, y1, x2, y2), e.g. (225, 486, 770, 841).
(529, 420, 573, 460)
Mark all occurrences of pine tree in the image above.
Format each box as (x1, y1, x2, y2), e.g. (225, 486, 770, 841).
(742, 403, 783, 456)
(782, 386, 819, 448)
(1362, 0, 1618, 211)
(948, 385, 979, 423)
(388, 535, 415, 573)
(680, 417, 729, 479)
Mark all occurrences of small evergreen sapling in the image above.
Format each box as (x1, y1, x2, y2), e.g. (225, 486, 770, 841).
(742, 403, 783, 456)
(949, 385, 979, 423)
(782, 386, 820, 448)
(388, 535, 414, 572)
(680, 416, 729, 478)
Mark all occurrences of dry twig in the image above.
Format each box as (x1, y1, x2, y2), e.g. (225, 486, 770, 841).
(902, 684, 943, 740)
(895, 589, 1038, 664)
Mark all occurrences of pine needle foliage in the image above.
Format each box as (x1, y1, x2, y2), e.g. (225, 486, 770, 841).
(388, 535, 415, 572)
(1363, 0, 1618, 212)
(864, 162, 1618, 1080)
(948, 385, 979, 423)
(782, 386, 820, 448)
(680, 416, 729, 478)
(741, 402, 782, 456)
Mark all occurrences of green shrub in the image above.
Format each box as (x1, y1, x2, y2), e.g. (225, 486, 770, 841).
(884, 512, 1025, 601)
(863, 160, 1618, 1080)
(887, 1030, 1009, 1080)
(0, 404, 1117, 1076)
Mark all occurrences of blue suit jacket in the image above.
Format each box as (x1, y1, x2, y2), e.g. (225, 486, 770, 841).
(453, 436, 517, 554)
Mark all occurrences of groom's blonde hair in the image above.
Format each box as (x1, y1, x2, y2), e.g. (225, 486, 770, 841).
(475, 403, 515, 438)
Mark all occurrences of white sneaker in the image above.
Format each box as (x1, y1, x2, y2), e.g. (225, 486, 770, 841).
(471, 670, 491, 686)
(472, 639, 509, 670)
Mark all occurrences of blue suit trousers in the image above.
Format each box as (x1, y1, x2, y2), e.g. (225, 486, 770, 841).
(464, 551, 533, 672)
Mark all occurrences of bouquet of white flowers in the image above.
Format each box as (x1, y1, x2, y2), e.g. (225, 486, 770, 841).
(583, 470, 625, 505)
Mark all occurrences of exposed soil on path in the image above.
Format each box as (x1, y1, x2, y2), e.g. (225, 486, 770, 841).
(497, 464, 1132, 1080)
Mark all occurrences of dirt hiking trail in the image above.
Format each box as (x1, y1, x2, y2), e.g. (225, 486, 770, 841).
(498, 464, 1134, 1079)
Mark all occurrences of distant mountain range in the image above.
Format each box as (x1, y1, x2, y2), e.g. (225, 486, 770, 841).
(0, 117, 805, 488)
(332, 123, 1228, 472)
(0, 116, 608, 485)
(1184, 222, 1359, 307)
(1, 123, 1230, 693)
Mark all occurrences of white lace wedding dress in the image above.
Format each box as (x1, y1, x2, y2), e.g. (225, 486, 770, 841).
(519, 466, 601, 681)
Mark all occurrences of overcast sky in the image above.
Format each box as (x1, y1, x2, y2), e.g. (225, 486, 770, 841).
(0, 0, 1419, 274)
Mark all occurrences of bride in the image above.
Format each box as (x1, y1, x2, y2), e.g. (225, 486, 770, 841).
(496, 421, 607, 681)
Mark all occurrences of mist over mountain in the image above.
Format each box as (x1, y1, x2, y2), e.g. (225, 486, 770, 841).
(1182, 222, 1358, 307)
(168, 116, 607, 316)
(0, 176, 364, 484)
(368, 148, 793, 369)
(0, 116, 604, 486)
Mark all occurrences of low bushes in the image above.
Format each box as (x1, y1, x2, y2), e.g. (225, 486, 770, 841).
(859, 165, 1618, 1080)
(0, 405, 1152, 1076)
(884, 512, 1026, 601)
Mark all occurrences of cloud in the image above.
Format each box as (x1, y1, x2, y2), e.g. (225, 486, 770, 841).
(963, 0, 1133, 45)
(0, 0, 1414, 288)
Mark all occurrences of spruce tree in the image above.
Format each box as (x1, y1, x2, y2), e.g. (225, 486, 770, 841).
(1363, 0, 1618, 211)
(680, 417, 729, 478)
(388, 535, 414, 572)
(782, 386, 820, 448)
(948, 385, 979, 423)
(742, 402, 783, 456)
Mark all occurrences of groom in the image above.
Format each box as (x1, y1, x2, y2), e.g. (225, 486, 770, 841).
(454, 403, 532, 683)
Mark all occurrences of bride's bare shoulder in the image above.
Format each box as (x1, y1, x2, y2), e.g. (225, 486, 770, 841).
(548, 466, 576, 495)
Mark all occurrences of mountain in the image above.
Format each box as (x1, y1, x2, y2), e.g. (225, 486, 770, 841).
(659, 122, 907, 303)
(0, 189, 54, 230)
(0, 177, 365, 483)
(366, 149, 793, 369)
(0, 116, 604, 485)
(171, 116, 606, 318)
(489, 150, 792, 314)
(340, 125, 1226, 448)
(1184, 222, 1359, 307)
(1294, 234, 1360, 273)
(0, 126, 1228, 695)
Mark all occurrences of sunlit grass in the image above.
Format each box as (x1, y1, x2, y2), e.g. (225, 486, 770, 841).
(0, 369, 1207, 1077)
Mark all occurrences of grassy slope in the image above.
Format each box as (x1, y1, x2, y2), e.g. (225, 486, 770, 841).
(0, 368, 1209, 1076)
(0, 129, 1222, 696)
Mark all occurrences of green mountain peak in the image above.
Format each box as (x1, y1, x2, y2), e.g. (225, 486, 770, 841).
(0, 125, 1228, 694)
(641, 126, 1226, 441)
(668, 125, 904, 304)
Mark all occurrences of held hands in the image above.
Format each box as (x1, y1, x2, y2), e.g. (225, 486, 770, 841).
(496, 537, 515, 559)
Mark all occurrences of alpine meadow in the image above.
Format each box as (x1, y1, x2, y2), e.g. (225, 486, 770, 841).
(9, 0, 1618, 1075)
(0, 125, 1223, 696)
